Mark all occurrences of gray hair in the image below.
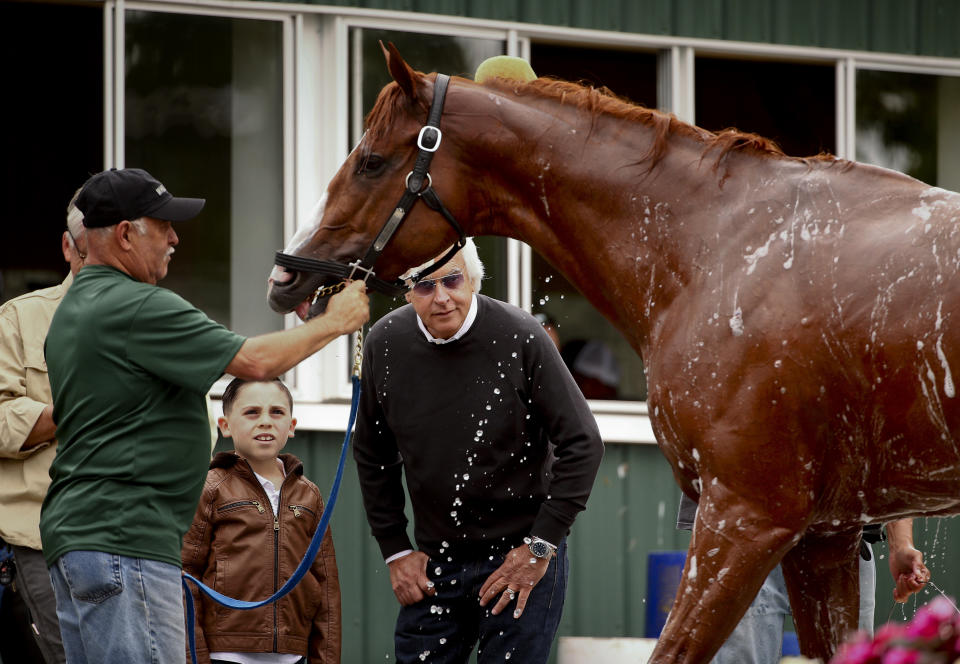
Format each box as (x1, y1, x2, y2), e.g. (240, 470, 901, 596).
(86, 217, 149, 240)
(403, 237, 484, 292)
(65, 188, 86, 249)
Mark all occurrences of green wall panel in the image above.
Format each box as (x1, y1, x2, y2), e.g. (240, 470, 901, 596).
(819, 0, 870, 52)
(622, 0, 674, 36)
(919, 0, 960, 58)
(271, 0, 960, 58)
(530, 0, 572, 28)
(486, 0, 521, 23)
(570, 0, 619, 33)
(869, 0, 919, 55)
(723, 0, 773, 44)
(771, 0, 819, 46)
(674, 0, 725, 39)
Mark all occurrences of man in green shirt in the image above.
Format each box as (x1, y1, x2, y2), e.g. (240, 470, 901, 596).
(41, 167, 368, 664)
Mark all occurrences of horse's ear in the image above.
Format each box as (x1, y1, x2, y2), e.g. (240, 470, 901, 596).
(381, 41, 420, 101)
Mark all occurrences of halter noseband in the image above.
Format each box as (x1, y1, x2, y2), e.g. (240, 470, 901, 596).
(274, 73, 466, 299)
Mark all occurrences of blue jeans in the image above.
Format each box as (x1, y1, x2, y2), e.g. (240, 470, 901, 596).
(711, 547, 876, 664)
(48, 550, 185, 664)
(395, 540, 568, 664)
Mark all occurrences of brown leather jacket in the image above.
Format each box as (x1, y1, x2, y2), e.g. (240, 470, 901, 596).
(182, 452, 341, 663)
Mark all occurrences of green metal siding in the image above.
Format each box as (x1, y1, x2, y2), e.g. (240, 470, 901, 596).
(275, 0, 960, 58)
(256, 432, 960, 659)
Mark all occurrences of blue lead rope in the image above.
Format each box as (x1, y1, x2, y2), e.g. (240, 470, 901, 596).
(182, 374, 362, 664)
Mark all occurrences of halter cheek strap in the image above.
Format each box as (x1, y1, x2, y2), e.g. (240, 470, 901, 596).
(273, 73, 466, 297)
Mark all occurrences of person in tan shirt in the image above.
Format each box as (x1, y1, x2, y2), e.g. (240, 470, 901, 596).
(0, 193, 86, 663)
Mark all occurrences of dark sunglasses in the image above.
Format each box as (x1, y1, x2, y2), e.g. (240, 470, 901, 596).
(411, 271, 465, 296)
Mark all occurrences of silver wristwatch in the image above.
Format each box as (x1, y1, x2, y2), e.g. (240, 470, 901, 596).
(524, 536, 556, 559)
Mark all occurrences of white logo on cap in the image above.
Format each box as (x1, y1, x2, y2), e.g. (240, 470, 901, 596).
(156, 185, 167, 196)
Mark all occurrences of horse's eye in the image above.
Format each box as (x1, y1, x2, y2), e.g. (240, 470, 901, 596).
(357, 154, 385, 176)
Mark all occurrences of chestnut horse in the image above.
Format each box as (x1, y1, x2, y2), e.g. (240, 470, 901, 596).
(267, 45, 960, 662)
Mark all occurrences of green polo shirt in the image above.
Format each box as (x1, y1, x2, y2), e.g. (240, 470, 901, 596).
(41, 265, 246, 567)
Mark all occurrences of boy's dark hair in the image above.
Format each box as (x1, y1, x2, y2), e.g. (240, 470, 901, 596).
(221, 377, 293, 415)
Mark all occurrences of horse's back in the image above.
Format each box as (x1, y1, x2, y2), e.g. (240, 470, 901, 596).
(649, 165, 960, 524)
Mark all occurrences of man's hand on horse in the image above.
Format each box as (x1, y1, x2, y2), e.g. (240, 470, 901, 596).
(478, 544, 551, 619)
(324, 280, 370, 333)
(387, 551, 436, 606)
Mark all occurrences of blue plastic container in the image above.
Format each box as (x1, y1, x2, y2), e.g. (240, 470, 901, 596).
(645, 550, 687, 638)
(782, 631, 801, 656)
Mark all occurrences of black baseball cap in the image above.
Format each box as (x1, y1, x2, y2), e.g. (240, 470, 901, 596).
(76, 168, 205, 228)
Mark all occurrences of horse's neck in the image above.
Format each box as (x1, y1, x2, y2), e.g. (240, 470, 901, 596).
(458, 94, 729, 350)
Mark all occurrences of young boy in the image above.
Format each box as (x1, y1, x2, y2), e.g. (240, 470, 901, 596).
(182, 378, 341, 664)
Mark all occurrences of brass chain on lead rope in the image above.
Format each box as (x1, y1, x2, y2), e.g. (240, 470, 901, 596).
(352, 327, 364, 379)
(311, 280, 347, 304)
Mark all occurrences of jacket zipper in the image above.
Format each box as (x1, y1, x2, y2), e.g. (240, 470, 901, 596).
(237, 457, 285, 653)
(217, 500, 264, 513)
(273, 495, 281, 652)
(288, 505, 315, 518)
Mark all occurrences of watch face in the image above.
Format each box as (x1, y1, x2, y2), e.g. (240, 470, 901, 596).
(529, 539, 550, 558)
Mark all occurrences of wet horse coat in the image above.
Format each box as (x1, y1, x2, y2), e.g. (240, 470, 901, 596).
(267, 47, 960, 662)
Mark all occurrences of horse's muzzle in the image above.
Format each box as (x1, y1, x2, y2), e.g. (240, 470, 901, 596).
(266, 266, 335, 320)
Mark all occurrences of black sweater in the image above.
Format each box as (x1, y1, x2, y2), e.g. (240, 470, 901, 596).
(354, 296, 604, 561)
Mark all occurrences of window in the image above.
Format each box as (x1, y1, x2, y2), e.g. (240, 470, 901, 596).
(856, 69, 960, 191)
(0, 2, 102, 305)
(527, 43, 659, 401)
(124, 10, 285, 337)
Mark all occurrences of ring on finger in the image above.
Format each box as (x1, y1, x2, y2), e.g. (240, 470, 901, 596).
(506, 589, 516, 600)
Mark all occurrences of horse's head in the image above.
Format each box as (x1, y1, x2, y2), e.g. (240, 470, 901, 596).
(267, 43, 469, 320)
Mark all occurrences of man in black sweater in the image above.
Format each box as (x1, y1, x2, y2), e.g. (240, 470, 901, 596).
(354, 239, 603, 664)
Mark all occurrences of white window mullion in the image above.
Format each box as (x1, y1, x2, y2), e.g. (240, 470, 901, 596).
(835, 58, 856, 160)
(113, 0, 125, 168)
(658, 45, 694, 124)
(292, 14, 354, 404)
(103, 1, 114, 168)
(845, 58, 857, 160)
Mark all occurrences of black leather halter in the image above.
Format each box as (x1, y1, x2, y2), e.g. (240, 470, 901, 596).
(274, 73, 466, 299)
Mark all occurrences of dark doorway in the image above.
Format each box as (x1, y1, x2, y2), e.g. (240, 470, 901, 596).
(531, 42, 658, 109)
(694, 56, 836, 158)
(0, 1, 103, 303)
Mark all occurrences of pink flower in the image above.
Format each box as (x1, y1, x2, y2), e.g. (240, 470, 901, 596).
(833, 639, 875, 664)
(904, 605, 942, 640)
(833, 597, 960, 663)
(880, 648, 917, 664)
(873, 622, 905, 644)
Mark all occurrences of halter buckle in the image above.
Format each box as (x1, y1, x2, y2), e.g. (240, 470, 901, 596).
(347, 260, 377, 283)
(417, 125, 442, 152)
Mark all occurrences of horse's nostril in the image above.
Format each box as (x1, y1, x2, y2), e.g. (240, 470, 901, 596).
(269, 265, 296, 286)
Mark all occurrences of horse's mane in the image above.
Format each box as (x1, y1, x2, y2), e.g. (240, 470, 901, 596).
(364, 73, 848, 173)
(490, 77, 844, 171)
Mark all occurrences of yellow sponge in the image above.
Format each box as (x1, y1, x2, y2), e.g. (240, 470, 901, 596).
(474, 56, 537, 84)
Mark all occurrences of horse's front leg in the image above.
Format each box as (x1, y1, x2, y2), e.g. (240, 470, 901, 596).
(781, 529, 861, 661)
(648, 482, 805, 664)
